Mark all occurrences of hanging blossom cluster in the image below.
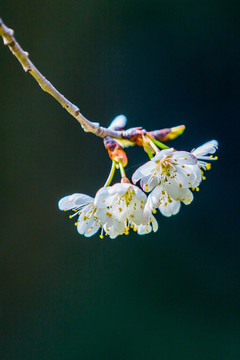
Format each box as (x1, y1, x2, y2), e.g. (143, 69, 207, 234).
(0, 18, 218, 238)
(58, 115, 218, 238)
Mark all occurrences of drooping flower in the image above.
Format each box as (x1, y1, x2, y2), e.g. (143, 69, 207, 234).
(95, 182, 158, 235)
(58, 193, 105, 237)
(132, 140, 218, 216)
(58, 192, 123, 238)
(132, 148, 201, 193)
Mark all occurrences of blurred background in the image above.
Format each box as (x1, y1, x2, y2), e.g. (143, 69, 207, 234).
(0, 1, 239, 359)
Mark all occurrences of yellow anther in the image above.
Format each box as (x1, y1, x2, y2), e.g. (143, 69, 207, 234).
(153, 210, 157, 214)
(196, 187, 200, 192)
(133, 228, 138, 232)
(179, 183, 182, 188)
(106, 212, 112, 217)
(64, 209, 67, 212)
(187, 173, 190, 177)
(99, 235, 104, 239)
(210, 155, 213, 159)
(130, 214, 134, 218)
(74, 222, 78, 226)
(206, 163, 211, 170)
(181, 165, 185, 168)
(202, 176, 206, 180)
(184, 157, 187, 160)
(215, 156, 218, 160)
(69, 215, 72, 219)
(88, 229, 91, 233)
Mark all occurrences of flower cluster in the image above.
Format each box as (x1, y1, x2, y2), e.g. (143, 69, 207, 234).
(59, 182, 158, 238)
(133, 140, 218, 217)
(59, 125, 218, 238)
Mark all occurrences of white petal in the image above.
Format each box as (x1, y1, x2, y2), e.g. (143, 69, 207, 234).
(181, 189, 194, 205)
(58, 193, 93, 211)
(104, 221, 125, 238)
(140, 174, 159, 192)
(108, 114, 127, 130)
(132, 161, 156, 183)
(159, 199, 181, 217)
(192, 140, 218, 158)
(164, 184, 187, 201)
(145, 185, 163, 211)
(170, 151, 197, 165)
(151, 214, 158, 232)
(172, 164, 201, 188)
(84, 221, 100, 237)
(94, 187, 114, 208)
(137, 224, 152, 235)
(131, 185, 147, 201)
(152, 148, 174, 161)
(110, 183, 131, 196)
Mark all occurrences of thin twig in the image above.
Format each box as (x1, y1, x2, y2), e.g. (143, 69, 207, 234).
(0, 17, 185, 144)
(0, 17, 129, 139)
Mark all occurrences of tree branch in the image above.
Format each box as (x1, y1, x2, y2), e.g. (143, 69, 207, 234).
(0, 17, 130, 139)
(0, 17, 185, 143)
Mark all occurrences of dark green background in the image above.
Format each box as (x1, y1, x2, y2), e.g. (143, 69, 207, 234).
(0, 1, 239, 359)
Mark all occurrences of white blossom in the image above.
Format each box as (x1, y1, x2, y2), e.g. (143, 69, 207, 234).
(132, 141, 218, 217)
(95, 182, 158, 235)
(132, 148, 201, 196)
(58, 193, 104, 237)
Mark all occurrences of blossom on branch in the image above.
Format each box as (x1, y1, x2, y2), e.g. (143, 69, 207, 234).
(58, 182, 158, 238)
(95, 182, 158, 236)
(132, 148, 201, 192)
(132, 140, 218, 217)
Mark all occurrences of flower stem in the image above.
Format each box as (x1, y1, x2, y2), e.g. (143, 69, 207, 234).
(144, 145, 154, 159)
(151, 138, 170, 150)
(118, 160, 126, 178)
(104, 161, 116, 186)
(146, 136, 161, 153)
